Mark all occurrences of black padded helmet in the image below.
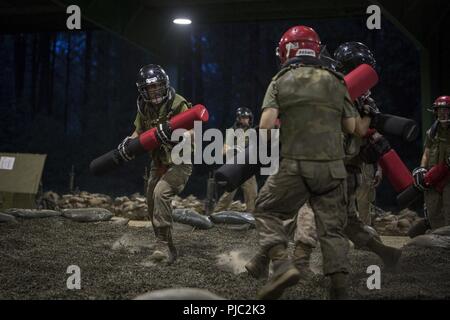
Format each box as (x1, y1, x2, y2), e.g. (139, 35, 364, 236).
(333, 42, 376, 74)
(236, 107, 253, 127)
(136, 64, 170, 105)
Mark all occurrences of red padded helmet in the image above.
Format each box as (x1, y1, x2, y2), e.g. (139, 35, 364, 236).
(430, 96, 450, 123)
(433, 96, 450, 108)
(276, 26, 321, 64)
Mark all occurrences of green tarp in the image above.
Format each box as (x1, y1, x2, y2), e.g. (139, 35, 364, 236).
(0, 153, 47, 210)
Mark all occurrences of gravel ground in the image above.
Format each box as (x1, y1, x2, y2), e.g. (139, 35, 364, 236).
(1, 217, 449, 300)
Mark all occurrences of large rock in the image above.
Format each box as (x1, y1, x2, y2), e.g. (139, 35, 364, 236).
(5, 209, 61, 219)
(68, 196, 85, 204)
(406, 227, 450, 249)
(398, 209, 419, 221)
(373, 209, 423, 237)
(37, 191, 60, 210)
(210, 211, 255, 226)
(62, 208, 113, 222)
(114, 196, 130, 206)
(113, 199, 148, 220)
(407, 218, 431, 238)
(174, 195, 205, 214)
(130, 193, 146, 203)
(0, 212, 17, 223)
(172, 209, 213, 230)
(398, 219, 412, 230)
(57, 192, 113, 211)
(433, 226, 450, 237)
(87, 198, 105, 207)
(134, 288, 225, 300)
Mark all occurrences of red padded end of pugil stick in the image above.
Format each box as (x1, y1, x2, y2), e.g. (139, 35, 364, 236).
(139, 104, 209, 151)
(344, 64, 379, 101)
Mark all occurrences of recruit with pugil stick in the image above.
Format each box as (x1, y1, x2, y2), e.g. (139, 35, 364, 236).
(215, 63, 380, 192)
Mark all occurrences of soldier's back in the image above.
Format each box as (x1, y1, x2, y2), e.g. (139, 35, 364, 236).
(274, 65, 350, 161)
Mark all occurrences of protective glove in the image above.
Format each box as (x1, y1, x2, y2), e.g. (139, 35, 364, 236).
(117, 136, 135, 162)
(412, 167, 428, 191)
(373, 166, 383, 187)
(358, 95, 380, 126)
(359, 133, 390, 164)
(155, 122, 175, 146)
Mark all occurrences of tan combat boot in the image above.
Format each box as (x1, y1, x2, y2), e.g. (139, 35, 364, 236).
(257, 244, 301, 300)
(245, 250, 270, 279)
(155, 227, 178, 265)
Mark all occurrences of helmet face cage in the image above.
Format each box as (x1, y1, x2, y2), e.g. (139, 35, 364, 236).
(436, 107, 450, 123)
(136, 64, 170, 105)
(236, 108, 253, 127)
(137, 80, 169, 105)
(429, 102, 450, 123)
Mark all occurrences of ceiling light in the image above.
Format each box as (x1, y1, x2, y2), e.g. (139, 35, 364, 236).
(173, 18, 192, 25)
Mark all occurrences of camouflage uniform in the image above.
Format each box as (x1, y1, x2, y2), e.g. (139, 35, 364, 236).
(291, 203, 318, 248)
(424, 124, 450, 229)
(291, 162, 377, 251)
(254, 63, 355, 276)
(287, 128, 400, 271)
(355, 163, 376, 225)
(215, 127, 258, 213)
(342, 135, 377, 247)
(134, 92, 193, 241)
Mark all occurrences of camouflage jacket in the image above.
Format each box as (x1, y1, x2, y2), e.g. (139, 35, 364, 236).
(424, 122, 450, 168)
(261, 62, 356, 161)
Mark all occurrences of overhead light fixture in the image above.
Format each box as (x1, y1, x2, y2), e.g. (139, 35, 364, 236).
(173, 18, 192, 25)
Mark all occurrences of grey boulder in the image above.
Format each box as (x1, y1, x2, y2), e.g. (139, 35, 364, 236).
(210, 211, 255, 226)
(62, 208, 113, 222)
(407, 226, 450, 249)
(4, 209, 61, 219)
(0, 212, 18, 223)
(172, 209, 213, 230)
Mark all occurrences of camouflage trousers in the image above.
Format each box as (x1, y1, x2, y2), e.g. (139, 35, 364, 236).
(355, 163, 375, 226)
(146, 163, 192, 240)
(345, 169, 376, 247)
(214, 176, 258, 213)
(291, 168, 376, 249)
(424, 183, 450, 230)
(254, 158, 350, 276)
